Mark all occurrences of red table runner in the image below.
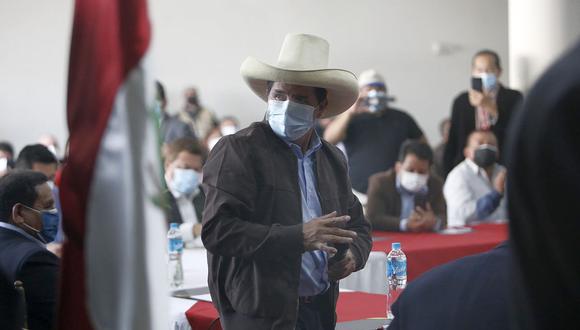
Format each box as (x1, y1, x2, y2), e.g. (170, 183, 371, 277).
(372, 223, 507, 281)
(186, 292, 387, 329)
(185, 223, 507, 329)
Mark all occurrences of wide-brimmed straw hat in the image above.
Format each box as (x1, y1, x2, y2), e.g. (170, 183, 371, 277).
(240, 33, 358, 118)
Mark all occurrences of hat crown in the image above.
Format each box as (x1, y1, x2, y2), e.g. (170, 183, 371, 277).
(276, 34, 329, 71)
(359, 69, 386, 87)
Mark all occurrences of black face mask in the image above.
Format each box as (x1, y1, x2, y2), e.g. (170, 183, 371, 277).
(187, 96, 198, 106)
(473, 145, 498, 168)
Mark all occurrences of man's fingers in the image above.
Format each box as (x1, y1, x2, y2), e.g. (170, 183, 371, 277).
(322, 234, 354, 245)
(319, 211, 338, 219)
(323, 227, 358, 239)
(414, 217, 428, 226)
(408, 213, 420, 224)
(415, 207, 425, 216)
(321, 215, 351, 226)
(426, 202, 433, 212)
(318, 243, 337, 256)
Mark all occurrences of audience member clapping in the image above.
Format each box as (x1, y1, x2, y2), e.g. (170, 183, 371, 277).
(444, 131, 507, 227)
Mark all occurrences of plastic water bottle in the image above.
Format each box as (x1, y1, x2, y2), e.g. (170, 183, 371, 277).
(386, 242, 407, 320)
(167, 223, 184, 288)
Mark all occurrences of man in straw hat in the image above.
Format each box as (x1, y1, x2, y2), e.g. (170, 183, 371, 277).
(201, 33, 372, 329)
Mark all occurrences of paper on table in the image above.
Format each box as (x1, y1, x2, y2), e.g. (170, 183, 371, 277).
(190, 293, 213, 302)
(438, 227, 473, 235)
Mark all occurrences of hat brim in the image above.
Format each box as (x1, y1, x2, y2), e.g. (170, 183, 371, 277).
(240, 57, 359, 118)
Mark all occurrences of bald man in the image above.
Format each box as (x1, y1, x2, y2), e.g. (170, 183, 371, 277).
(443, 130, 507, 227)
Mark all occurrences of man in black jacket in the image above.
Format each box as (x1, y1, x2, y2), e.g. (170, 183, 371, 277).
(0, 171, 60, 330)
(443, 50, 523, 176)
(201, 33, 372, 329)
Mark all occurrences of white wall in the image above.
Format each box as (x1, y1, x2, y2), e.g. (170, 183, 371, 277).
(509, 0, 580, 92)
(0, 0, 510, 151)
(0, 0, 73, 152)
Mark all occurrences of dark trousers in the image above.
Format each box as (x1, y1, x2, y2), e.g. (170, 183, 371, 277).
(295, 293, 334, 330)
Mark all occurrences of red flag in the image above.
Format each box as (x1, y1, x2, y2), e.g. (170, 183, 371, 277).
(58, 0, 167, 328)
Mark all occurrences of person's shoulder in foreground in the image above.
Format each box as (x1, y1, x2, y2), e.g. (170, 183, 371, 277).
(507, 41, 580, 330)
(389, 242, 511, 330)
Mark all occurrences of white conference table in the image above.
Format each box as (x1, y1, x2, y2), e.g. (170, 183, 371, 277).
(169, 248, 208, 330)
(169, 247, 387, 329)
(177, 247, 387, 293)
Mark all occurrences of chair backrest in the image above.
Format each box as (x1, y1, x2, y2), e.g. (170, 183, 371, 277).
(14, 281, 29, 330)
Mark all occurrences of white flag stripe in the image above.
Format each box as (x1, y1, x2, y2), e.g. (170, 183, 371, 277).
(85, 61, 167, 330)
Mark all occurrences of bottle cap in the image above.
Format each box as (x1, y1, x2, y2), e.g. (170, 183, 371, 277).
(170, 223, 179, 229)
(392, 242, 401, 250)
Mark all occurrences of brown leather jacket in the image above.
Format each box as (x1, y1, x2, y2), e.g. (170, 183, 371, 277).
(201, 122, 372, 329)
(366, 169, 447, 231)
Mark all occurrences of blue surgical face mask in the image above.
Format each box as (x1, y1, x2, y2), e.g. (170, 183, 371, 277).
(170, 168, 200, 197)
(22, 205, 59, 243)
(479, 73, 497, 92)
(267, 100, 315, 141)
(40, 212, 59, 242)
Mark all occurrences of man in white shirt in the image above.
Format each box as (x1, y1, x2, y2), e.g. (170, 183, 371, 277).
(444, 130, 507, 227)
(163, 138, 206, 247)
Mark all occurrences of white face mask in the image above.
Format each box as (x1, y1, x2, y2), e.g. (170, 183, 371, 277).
(267, 99, 315, 141)
(220, 125, 237, 136)
(208, 136, 221, 151)
(399, 170, 428, 193)
(0, 157, 7, 172)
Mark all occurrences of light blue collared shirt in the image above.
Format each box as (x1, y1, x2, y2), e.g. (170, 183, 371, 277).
(396, 176, 427, 231)
(0, 221, 46, 247)
(396, 175, 443, 231)
(285, 133, 329, 297)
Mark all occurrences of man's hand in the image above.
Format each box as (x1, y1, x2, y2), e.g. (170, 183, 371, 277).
(406, 211, 424, 232)
(303, 211, 357, 256)
(407, 203, 437, 232)
(493, 170, 507, 195)
(328, 249, 357, 281)
(415, 203, 437, 230)
(468, 89, 484, 107)
(469, 89, 498, 117)
(347, 96, 369, 115)
(193, 223, 202, 238)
